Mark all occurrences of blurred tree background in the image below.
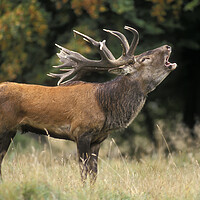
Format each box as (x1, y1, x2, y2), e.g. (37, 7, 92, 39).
(0, 0, 200, 156)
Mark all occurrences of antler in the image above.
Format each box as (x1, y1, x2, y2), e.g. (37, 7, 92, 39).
(48, 26, 139, 85)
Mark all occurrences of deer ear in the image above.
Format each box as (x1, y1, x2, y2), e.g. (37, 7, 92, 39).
(108, 66, 136, 75)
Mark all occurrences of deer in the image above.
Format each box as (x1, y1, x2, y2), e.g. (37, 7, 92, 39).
(0, 26, 177, 184)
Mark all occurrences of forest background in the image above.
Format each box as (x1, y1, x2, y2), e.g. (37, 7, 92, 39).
(0, 0, 200, 156)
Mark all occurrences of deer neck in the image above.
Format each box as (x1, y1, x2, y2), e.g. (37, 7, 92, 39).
(96, 76, 146, 131)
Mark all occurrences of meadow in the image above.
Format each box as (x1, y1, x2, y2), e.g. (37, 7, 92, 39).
(0, 132, 200, 200)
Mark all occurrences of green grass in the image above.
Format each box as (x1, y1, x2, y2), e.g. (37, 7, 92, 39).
(1, 135, 200, 200)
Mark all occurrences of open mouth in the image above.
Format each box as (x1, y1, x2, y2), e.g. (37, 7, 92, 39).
(165, 55, 177, 70)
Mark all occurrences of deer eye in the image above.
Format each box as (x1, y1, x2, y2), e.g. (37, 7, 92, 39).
(141, 57, 150, 62)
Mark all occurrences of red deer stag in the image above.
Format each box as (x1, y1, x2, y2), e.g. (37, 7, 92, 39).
(0, 26, 176, 184)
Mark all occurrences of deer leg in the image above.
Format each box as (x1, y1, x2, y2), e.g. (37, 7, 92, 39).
(88, 143, 100, 185)
(77, 135, 92, 184)
(0, 131, 16, 180)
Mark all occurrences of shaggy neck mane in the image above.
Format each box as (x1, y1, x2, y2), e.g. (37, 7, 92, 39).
(96, 76, 146, 131)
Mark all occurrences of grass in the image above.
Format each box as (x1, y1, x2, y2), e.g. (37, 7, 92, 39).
(0, 135, 200, 200)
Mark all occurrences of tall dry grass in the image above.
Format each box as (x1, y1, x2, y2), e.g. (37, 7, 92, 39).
(0, 132, 200, 200)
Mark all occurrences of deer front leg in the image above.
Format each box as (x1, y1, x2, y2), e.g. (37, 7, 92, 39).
(88, 143, 100, 185)
(77, 135, 92, 184)
(0, 131, 16, 180)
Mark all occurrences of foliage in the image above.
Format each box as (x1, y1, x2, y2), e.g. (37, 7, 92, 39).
(0, 0, 49, 82)
(184, 0, 200, 11)
(71, 0, 106, 18)
(148, 0, 183, 22)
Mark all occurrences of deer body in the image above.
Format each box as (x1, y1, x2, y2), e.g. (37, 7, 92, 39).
(0, 82, 104, 140)
(0, 26, 177, 184)
(0, 75, 146, 140)
(0, 77, 146, 183)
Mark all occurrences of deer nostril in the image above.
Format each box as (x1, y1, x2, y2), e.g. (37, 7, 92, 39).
(166, 45, 171, 51)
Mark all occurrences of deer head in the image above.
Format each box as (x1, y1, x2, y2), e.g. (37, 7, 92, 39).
(134, 45, 177, 93)
(48, 26, 177, 92)
(111, 45, 177, 93)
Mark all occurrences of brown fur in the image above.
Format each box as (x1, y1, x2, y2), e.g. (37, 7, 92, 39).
(0, 82, 105, 141)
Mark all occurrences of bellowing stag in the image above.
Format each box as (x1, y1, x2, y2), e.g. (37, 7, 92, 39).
(0, 26, 176, 184)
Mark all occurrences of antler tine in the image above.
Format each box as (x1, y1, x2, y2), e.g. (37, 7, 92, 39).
(124, 26, 139, 56)
(55, 44, 73, 55)
(60, 74, 82, 85)
(47, 70, 76, 86)
(73, 30, 99, 47)
(52, 63, 72, 69)
(55, 44, 69, 52)
(103, 29, 130, 55)
(99, 40, 115, 60)
(54, 43, 92, 69)
(73, 30, 115, 60)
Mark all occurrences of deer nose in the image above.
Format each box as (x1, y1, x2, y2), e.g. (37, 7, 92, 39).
(165, 45, 171, 51)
